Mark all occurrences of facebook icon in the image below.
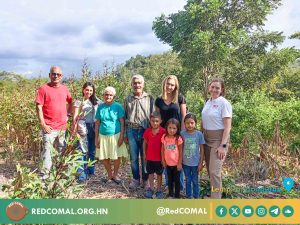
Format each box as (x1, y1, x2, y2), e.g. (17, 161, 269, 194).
(216, 206, 227, 217)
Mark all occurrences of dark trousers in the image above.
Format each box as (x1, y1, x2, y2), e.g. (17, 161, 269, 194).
(167, 166, 180, 198)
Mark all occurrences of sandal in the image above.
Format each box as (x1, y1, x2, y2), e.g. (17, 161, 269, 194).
(112, 177, 122, 184)
(101, 177, 113, 184)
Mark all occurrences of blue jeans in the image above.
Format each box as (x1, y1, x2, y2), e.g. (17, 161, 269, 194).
(77, 145, 87, 182)
(164, 169, 184, 191)
(127, 127, 148, 181)
(77, 123, 96, 181)
(183, 164, 199, 198)
(86, 123, 96, 175)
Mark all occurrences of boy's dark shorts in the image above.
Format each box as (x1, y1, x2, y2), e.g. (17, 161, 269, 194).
(146, 160, 163, 175)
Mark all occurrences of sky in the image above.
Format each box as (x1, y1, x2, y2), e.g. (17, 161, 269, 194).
(0, 0, 299, 78)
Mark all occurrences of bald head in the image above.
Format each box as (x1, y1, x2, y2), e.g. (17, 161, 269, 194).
(50, 66, 62, 75)
(49, 66, 63, 86)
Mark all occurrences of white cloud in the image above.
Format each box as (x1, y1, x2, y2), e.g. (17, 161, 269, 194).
(0, 0, 299, 77)
(265, 0, 300, 47)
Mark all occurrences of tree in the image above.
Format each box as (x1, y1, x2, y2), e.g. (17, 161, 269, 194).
(153, 0, 299, 99)
(117, 52, 183, 96)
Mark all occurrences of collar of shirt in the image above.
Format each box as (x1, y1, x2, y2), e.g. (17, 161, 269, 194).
(131, 92, 149, 99)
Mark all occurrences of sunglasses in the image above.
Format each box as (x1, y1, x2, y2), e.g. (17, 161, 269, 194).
(51, 73, 62, 77)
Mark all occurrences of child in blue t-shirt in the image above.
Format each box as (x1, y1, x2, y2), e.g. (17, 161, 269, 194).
(181, 113, 205, 199)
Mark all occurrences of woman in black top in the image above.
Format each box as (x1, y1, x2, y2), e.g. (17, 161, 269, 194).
(155, 75, 187, 194)
(155, 75, 187, 130)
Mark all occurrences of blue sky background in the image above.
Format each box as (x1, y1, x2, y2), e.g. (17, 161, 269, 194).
(0, 0, 299, 77)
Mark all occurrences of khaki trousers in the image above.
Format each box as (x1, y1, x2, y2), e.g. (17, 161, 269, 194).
(204, 129, 228, 199)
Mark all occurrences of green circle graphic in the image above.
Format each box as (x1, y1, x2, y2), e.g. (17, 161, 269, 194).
(216, 205, 227, 217)
(269, 205, 280, 217)
(282, 205, 294, 217)
(242, 205, 254, 217)
(256, 205, 267, 217)
(229, 205, 240, 217)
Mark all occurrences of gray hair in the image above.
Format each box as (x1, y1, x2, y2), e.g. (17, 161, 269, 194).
(131, 74, 144, 84)
(103, 86, 116, 96)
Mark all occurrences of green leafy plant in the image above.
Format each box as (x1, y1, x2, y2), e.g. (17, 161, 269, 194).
(2, 134, 91, 199)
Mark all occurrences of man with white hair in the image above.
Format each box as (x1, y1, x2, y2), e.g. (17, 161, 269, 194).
(124, 75, 154, 189)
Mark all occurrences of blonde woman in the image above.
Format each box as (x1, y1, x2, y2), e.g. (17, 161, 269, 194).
(155, 75, 187, 191)
(155, 75, 187, 130)
(95, 86, 128, 184)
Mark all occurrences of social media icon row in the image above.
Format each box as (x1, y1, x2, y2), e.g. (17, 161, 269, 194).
(216, 205, 294, 218)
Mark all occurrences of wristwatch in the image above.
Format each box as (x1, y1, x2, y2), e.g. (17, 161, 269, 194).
(222, 144, 227, 148)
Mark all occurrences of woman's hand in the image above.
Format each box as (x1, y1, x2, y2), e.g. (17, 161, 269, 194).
(177, 163, 182, 171)
(198, 163, 204, 172)
(118, 135, 124, 147)
(216, 146, 226, 160)
(95, 137, 100, 148)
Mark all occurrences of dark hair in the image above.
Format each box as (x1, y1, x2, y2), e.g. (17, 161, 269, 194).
(82, 82, 97, 105)
(165, 118, 180, 137)
(150, 111, 161, 119)
(184, 113, 197, 124)
(209, 78, 225, 96)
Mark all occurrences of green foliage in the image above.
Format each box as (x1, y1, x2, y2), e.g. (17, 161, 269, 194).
(0, 78, 46, 159)
(153, 0, 299, 98)
(2, 136, 88, 199)
(289, 140, 300, 161)
(280, 188, 300, 198)
(185, 90, 205, 127)
(289, 31, 300, 39)
(264, 65, 300, 100)
(221, 176, 238, 199)
(231, 90, 300, 148)
(118, 51, 183, 96)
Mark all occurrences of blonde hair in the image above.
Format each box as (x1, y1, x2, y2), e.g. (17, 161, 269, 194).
(161, 75, 179, 104)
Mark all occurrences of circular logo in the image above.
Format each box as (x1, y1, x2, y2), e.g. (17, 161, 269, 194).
(242, 206, 254, 217)
(269, 205, 280, 217)
(229, 205, 240, 217)
(6, 202, 28, 221)
(282, 205, 294, 217)
(216, 205, 227, 217)
(256, 205, 267, 217)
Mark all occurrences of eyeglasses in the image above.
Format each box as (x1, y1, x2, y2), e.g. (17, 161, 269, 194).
(51, 73, 62, 77)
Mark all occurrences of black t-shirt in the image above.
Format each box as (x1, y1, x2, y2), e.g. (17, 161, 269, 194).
(155, 94, 186, 128)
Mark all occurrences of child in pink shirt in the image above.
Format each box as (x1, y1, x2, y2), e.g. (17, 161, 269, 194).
(161, 118, 183, 198)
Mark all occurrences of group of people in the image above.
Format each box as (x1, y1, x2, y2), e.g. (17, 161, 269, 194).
(35, 66, 232, 199)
